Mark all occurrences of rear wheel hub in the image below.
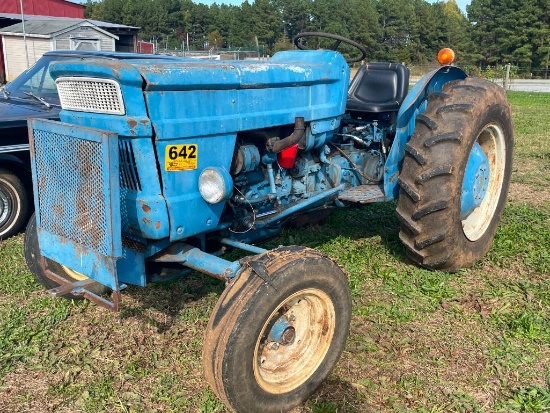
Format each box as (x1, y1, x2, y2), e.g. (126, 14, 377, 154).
(461, 124, 507, 241)
(461, 141, 490, 219)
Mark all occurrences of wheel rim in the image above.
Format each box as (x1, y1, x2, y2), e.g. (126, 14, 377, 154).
(253, 288, 336, 394)
(0, 186, 11, 226)
(60, 264, 89, 281)
(462, 123, 506, 241)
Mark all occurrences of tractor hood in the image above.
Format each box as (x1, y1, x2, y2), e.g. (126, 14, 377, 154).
(136, 50, 348, 91)
(49, 50, 351, 140)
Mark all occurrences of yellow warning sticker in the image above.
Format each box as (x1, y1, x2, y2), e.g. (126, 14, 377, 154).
(165, 144, 198, 171)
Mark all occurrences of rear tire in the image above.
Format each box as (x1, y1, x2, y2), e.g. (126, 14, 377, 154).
(203, 246, 351, 413)
(0, 168, 29, 239)
(24, 213, 110, 299)
(397, 77, 513, 272)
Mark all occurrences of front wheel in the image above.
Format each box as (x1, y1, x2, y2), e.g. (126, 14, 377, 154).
(203, 246, 351, 413)
(0, 168, 29, 239)
(397, 77, 513, 272)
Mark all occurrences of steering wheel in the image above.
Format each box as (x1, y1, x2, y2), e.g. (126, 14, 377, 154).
(293, 32, 367, 63)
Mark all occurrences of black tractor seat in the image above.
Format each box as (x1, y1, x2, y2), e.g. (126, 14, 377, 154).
(346, 62, 410, 114)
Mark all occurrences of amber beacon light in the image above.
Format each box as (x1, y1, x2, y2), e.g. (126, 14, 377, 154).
(437, 48, 456, 65)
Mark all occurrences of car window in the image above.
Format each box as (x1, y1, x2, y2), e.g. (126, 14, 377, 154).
(6, 55, 66, 100)
(19, 65, 57, 94)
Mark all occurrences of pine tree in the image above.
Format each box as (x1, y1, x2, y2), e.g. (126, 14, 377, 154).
(468, 0, 548, 70)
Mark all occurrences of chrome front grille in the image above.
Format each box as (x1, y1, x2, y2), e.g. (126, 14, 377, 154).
(56, 77, 125, 115)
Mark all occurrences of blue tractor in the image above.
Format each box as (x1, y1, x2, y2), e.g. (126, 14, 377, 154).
(24, 33, 513, 412)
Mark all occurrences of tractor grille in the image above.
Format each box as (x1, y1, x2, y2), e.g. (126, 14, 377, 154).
(32, 128, 111, 256)
(56, 77, 125, 115)
(119, 139, 141, 191)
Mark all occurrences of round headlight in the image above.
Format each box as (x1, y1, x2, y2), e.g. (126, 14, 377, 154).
(198, 167, 233, 204)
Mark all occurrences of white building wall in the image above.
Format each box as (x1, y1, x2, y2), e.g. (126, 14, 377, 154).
(3, 35, 51, 81)
(54, 26, 115, 51)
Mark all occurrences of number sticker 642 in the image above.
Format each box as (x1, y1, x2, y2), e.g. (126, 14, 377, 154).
(165, 144, 198, 171)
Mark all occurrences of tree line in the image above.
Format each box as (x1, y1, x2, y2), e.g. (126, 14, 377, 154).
(85, 0, 550, 73)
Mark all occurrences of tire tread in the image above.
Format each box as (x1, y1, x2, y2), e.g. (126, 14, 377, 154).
(397, 77, 513, 271)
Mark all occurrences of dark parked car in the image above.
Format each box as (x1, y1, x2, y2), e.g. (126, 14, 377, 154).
(0, 50, 178, 239)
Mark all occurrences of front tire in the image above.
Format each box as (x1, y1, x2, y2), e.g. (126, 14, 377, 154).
(397, 77, 513, 272)
(203, 246, 351, 413)
(24, 213, 109, 299)
(0, 168, 29, 239)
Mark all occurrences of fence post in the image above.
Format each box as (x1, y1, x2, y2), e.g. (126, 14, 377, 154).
(504, 63, 511, 90)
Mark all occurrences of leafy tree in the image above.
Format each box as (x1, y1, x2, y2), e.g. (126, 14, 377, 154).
(271, 0, 303, 39)
(409, 0, 444, 63)
(345, 0, 380, 60)
(376, 0, 418, 63)
(272, 35, 294, 54)
(250, 0, 280, 50)
(441, 0, 476, 64)
(207, 29, 225, 49)
(221, 4, 249, 48)
(468, 0, 548, 70)
(83, 0, 98, 19)
(82, 0, 547, 69)
(88, 0, 126, 23)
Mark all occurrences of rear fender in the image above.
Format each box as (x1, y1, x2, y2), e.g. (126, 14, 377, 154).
(384, 66, 467, 199)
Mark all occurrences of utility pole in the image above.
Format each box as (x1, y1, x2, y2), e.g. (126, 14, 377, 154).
(19, 0, 30, 68)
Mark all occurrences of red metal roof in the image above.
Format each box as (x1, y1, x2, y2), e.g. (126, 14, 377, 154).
(0, 0, 85, 19)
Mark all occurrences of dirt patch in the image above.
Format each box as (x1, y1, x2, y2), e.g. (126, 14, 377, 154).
(0, 369, 63, 412)
(508, 181, 550, 208)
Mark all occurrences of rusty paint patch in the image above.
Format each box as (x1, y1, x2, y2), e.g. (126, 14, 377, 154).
(141, 203, 151, 214)
(100, 60, 131, 74)
(155, 221, 161, 229)
(127, 118, 138, 136)
(53, 204, 64, 216)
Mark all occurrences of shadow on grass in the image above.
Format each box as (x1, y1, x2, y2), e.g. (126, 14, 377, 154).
(118, 272, 224, 332)
(117, 202, 405, 330)
(265, 201, 407, 262)
(308, 375, 373, 412)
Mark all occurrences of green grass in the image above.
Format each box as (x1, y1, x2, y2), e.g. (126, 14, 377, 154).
(0, 91, 549, 412)
(507, 92, 550, 194)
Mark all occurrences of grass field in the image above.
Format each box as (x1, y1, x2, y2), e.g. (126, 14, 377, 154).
(0, 91, 549, 413)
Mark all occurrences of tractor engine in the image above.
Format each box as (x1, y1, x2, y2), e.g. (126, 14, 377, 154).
(224, 115, 394, 235)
